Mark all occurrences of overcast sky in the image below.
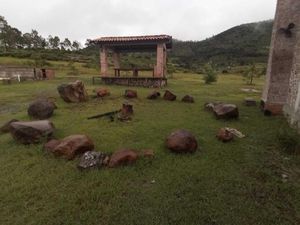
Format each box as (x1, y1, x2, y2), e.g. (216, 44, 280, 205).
(1, 0, 277, 43)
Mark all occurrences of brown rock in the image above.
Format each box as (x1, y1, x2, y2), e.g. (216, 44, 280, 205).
(244, 98, 257, 106)
(163, 90, 177, 101)
(166, 129, 198, 153)
(51, 134, 94, 160)
(147, 91, 161, 100)
(216, 128, 234, 142)
(9, 120, 55, 144)
(182, 95, 195, 103)
(108, 149, 138, 167)
(121, 102, 133, 115)
(44, 139, 61, 152)
(213, 104, 239, 119)
(27, 99, 57, 119)
(0, 119, 19, 133)
(57, 80, 88, 103)
(125, 90, 137, 98)
(96, 88, 110, 98)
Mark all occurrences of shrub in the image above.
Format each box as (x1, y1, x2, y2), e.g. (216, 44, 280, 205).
(203, 63, 217, 84)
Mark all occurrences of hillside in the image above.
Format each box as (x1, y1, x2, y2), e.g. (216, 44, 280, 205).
(170, 20, 273, 70)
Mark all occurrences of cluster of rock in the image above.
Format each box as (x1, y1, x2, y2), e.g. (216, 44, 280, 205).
(0, 78, 253, 171)
(145, 90, 194, 103)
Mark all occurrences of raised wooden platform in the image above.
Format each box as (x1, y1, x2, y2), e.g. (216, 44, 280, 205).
(94, 77, 167, 88)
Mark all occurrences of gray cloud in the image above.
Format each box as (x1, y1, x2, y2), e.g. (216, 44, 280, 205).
(1, 0, 276, 43)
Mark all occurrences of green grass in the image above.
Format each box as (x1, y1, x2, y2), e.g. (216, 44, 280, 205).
(0, 62, 300, 225)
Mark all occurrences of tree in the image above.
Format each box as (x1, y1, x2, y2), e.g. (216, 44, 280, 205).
(30, 29, 45, 49)
(47, 35, 60, 49)
(243, 64, 261, 85)
(62, 38, 72, 50)
(72, 40, 81, 51)
(203, 63, 218, 84)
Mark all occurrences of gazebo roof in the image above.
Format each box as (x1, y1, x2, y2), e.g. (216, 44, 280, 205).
(91, 34, 172, 52)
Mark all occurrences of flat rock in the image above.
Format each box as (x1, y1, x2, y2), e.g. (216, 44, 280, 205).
(27, 99, 57, 119)
(142, 149, 155, 158)
(108, 149, 138, 167)
(77, 151, 110, 170)
(216, 128, 234, 142)
(213, 103, 239, 119)
(0, 119, 19, 133)
(50, 134, 94, 160)
(57, 80, 88, 103)
(182, 95, 195, 103)
(204, 102, 222, 112)
(166, 129, 198, 153)
(10, 120, 55, 144)
(163, 90, 177, 101)
(244, 98, 257, 106)
(125, 90, 137, 98)
(147, 91, 161, 100)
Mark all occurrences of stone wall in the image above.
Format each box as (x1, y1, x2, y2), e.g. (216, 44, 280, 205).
(101, 77, 167, 88)
(262, 0, 300, 130)
(0, 66, 55, 80)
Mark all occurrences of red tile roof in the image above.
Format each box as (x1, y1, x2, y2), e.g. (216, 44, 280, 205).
(92, 35, 172, 43)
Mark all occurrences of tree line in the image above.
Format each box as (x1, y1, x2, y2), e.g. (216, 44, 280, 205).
(0, 15, 81, 51)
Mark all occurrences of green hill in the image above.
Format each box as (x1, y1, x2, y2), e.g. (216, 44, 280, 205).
(170, 20, 273, 70)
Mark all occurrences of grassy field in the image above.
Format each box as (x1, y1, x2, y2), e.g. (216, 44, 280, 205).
(0, 60, 300, 225)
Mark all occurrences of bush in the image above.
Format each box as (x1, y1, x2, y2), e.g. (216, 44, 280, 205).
(203, 63, 217, 84)
(277, 127, 300, 154)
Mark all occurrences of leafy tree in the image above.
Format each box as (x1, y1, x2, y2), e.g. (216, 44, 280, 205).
(47, 35, 60, 49)
(62, 38, 72, 50)
(30, 29, 45, 49)
(72, 41, 81, 50)
(203, 63, 218, 84)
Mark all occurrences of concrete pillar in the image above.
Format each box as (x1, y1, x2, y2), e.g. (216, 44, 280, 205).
(100, 46, 108, 76)
(262, 0, 300, 115)
(155, 43, 166, 77)
(112, 51, 120, 69)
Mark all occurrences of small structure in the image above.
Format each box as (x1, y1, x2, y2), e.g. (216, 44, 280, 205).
(261, 0, 300, 129)
(0, 65, 55, 82)
(91, 35, 172, 87)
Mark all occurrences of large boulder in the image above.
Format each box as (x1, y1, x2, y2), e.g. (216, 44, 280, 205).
(182, 95, 195, 103)
(163, 90, 177, 101)
(27, 99, 57, 119)
(213, 104, 239, 119)
(77, 151, 110, 170)
(124, 90, 137, 98)
(48, 134, 94, 160)
(0, 119, 19, 134)
(108, 149, 138, 167)
(57, 80, 88, 103)
(216, 128, 234, 142)
(10, 120, 55, 144)
(166, 129, 198, 153)
(147, 91, 161, 100)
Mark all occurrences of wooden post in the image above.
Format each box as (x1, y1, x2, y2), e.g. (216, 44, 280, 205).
(100, 46, 108, 76)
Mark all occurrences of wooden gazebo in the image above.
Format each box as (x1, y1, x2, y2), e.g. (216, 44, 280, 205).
(91, 35, 172, 87)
